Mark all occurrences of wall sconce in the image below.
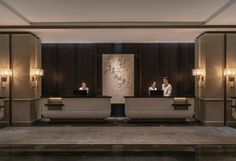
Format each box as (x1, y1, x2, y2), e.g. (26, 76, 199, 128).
(224, 68, 236, 89)
(0, 68, 12, 91)
(224, 68, 236, 82)
(192, 68, 205, 88)
(192, 68, 205, 81)
(31, 68, 44, 88)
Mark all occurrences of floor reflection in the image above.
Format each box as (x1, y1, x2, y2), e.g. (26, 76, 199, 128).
(0, 154, 235, 161)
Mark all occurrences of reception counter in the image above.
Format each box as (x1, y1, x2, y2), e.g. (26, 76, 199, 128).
(40, 96, 111, 119)
(125, 96, 194, 119)
(40, 96, 194, 121)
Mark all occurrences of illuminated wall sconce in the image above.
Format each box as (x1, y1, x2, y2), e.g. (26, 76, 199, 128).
(192, 68, 205, 88)
(0, 68, 12, 91)
(31, 68, 44, 88)
(192, 68, 205, 81)
(224, 68, 236, 89)
(224, 68, 236, 82)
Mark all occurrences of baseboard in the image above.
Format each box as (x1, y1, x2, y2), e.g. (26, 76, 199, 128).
(0, 121, 10, 126)
(12, 119, 38, 126)
(201, 121, 224, 126)
(226, 121, 236, 125)
(41, 118, 108, 123)
(196, 119, 236, 126)
(128, 118, 188, 123)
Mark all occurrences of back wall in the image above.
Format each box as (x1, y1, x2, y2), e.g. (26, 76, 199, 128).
(42, 43, 194, 97)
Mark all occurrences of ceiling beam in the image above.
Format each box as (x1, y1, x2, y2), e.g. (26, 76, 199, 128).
(0, 22, 236, 29)
(204, 0, 236, 24)
(0, 0, 31, 25)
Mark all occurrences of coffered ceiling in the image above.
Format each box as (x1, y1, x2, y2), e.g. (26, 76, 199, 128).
(0, 0, 236, 42)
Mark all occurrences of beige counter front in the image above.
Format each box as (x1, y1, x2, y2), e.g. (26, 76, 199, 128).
(40, 97, 111, 119)
(125, 97, 194, 119)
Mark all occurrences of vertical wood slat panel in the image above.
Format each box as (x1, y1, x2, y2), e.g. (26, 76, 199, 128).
(42, 43, 194, 97)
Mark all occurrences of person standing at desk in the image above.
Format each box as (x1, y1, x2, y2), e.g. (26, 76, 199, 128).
(148, 81, 157, 96)
(162, 77, 172, 97)
(79, 82, 89, 94)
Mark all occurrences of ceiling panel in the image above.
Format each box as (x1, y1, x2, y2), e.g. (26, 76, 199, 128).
(0, 28, 227, 43)
(0, 3, 28, 25)
(1, 0, 236, 43)
(1, 28, 236, 43)
(207, 1, 236, 25)
(4, 0, 229, 22)
(33, 29, 200, 43)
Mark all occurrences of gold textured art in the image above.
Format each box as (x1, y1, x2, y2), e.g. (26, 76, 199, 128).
(102, 54, 134, 103)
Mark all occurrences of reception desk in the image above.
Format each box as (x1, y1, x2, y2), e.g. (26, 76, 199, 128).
(40, 96, 111, 119)
(125, 96, 194, 120)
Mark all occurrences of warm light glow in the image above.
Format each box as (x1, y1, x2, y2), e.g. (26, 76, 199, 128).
(32, 68, 44, 76)
(224, 68, 236, 76)
(0, 68, 12, 77)
(192, 68, 205, 76)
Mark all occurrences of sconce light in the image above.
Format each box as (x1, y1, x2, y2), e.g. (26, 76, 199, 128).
(224, 68, 236, 82)
(0, 68, 12, 91)
(192, 68, 205, 88)
(192, 68, 205, 81)
(31, 68, 44, 88)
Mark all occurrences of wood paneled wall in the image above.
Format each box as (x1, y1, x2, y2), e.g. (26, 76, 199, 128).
(140, 43, 194, 96)
(42, 43, 194, 97)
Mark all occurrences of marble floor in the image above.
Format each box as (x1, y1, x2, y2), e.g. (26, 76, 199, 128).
(1, 126, 236, 160)
(0, 126, 236, 146)
(2, 154, 236, 161)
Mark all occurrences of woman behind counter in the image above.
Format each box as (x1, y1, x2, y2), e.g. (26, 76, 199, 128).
(79, 82, 89, 94)
(148, 81, 157, 96)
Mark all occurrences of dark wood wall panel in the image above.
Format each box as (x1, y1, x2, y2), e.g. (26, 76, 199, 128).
(42, 44, 96, 97)
(140, 43, 194, 96)
(57, 44, 77, 96)
(76, 44, 96, 94)
(42, 43, 194, 97)
(140, 44, 160, 96)
(158, 43, 179, 96)
(177, 43, 195, 96)
(42, 44, 58, 96)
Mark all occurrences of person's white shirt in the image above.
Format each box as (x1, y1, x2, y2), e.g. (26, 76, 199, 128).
(148, 86, 157, 96)
(79, 87, 89, 94)
(162, 84, 172, 97)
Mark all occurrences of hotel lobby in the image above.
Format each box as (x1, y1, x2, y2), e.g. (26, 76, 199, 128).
(1, 0, 236, 160)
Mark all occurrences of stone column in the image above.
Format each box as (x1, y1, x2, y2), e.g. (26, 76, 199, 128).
(0, 34, 10, 125)
(194, 33, 225, 125)
(11, 34, 42, 125)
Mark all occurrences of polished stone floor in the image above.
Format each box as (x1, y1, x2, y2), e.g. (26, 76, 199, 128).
(0, 152, 236, 161)
(1, 126, 236, 160)
(0, 126, 236, 145)
(1, 154, 235, 161)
